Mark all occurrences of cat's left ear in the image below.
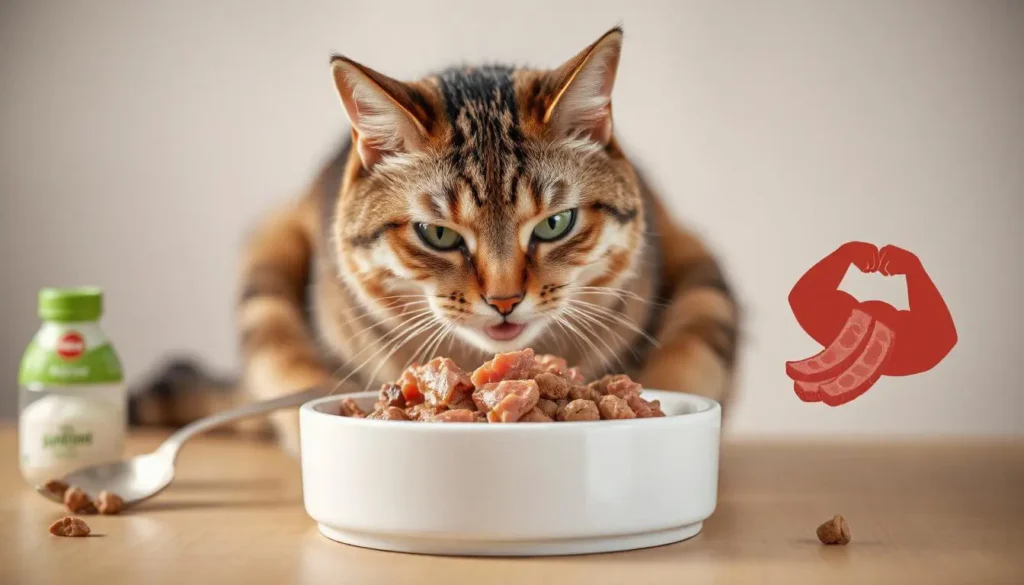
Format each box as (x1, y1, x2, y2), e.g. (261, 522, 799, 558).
(543, 27, 624, 145)
(330, 56, 431, 169)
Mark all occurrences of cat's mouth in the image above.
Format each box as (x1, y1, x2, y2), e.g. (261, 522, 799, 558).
(484, 322, 527, 341)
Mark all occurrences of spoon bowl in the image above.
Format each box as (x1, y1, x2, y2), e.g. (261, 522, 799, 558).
(38, 450, 175, 506)
(35, 388, 321, 508)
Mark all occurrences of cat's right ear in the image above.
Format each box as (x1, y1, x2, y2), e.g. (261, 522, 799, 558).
(330, 56, 430, 170)
(542, 27, 623, 145)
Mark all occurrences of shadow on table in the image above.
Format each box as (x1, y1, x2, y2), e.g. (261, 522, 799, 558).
(130, 498, 300, 513)
(163, 477, 284, 492)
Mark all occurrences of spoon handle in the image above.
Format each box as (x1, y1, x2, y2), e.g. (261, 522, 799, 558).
(158, 387, 324, 461)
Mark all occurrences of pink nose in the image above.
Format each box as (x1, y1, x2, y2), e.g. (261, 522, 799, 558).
(485, 294, 523, 317)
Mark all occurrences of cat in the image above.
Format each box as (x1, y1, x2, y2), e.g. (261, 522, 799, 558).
(129, 27, 740, 454)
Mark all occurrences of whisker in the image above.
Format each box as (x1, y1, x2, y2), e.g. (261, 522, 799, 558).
(332, 294, 434, 325)
(325, 312, 437, 395)
(568, 286, 656, 306)
(545, 320, 567, 356)
(567, 298, 653, 337)
(456, 327, 487, 364)
(426, 324, 454, 365)
(574, 287, 669, 310)
(371, 294, 440, 302)
(562, 306, 635, 368)
(337, 306, 433, 345)
(444, 327, 457, 356)
(553, 314, 609, 376)
(403, 318, 450, 372)
(327, 314, 433, 386)
(332, 299, 430, 330)
(356, 315, 442, 394)
(547, 314, 587, 367)
(327, 309, 432, 376)
(566, 305, 642, 360)
(561, 309, 628, 373)
(566, 299, 660, 347)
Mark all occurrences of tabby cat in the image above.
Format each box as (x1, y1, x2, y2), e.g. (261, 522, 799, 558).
(130, 27, 740, 454)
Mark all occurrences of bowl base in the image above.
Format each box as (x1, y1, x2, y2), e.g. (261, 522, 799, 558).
(316, 522, 703, 557)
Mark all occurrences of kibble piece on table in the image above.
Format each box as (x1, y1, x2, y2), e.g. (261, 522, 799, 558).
(816, 514, 851, 545)
(97, 491, 124, 515)
(63, 487, 97, 515)
(49, 516, 91, 537)
(41, 479, 69, 500)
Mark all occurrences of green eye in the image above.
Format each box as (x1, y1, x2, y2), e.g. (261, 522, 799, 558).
(415, 223, 463, 251)
(532, 209, 577, 242)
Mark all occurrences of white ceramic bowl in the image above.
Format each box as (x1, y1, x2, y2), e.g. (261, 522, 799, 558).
(299, 390, 721, 556)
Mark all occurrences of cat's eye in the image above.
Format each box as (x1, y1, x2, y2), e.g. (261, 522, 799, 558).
(415, 223, 463, 251)
(532, 209, 577, 242)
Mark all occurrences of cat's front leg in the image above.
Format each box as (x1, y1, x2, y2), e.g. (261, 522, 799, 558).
(637, 260, 739, 408)
(238, 199, 332, 457)
(243, 344, 330, 457)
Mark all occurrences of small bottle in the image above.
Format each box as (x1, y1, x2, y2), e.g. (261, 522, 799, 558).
(18, 288, 125, 484)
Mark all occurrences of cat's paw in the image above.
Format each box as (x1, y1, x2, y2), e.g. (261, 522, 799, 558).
(269, 410, 302, 458)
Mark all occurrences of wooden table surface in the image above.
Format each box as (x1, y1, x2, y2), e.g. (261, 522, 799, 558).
(1, 427, 1022, 585)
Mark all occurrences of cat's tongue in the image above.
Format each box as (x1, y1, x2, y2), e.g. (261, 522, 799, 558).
(485, 322, 526, 341)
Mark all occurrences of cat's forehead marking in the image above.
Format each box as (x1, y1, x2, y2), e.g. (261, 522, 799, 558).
(438, 66, 528, 213)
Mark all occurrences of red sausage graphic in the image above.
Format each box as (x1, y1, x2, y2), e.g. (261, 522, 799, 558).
(786, 309, 874, 382)
(793, 321, 896, 406)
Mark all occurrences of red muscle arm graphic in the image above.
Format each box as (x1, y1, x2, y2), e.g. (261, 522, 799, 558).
(787, 242, 957, 405)
(788, 242, 875, 347)
(870, 245, 958, 376)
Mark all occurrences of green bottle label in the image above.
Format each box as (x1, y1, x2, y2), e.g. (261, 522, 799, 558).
(19, 324, 123, 386)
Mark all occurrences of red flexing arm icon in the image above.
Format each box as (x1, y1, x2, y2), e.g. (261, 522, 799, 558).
(787, 242, 957, 406)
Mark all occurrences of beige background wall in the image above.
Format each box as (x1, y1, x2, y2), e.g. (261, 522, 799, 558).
(2, 0, 1022, 435)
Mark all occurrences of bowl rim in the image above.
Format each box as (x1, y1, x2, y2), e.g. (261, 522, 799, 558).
(300, 389, 720, 432)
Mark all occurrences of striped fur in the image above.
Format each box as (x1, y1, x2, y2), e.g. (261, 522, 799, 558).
(131, 27, 741, 454)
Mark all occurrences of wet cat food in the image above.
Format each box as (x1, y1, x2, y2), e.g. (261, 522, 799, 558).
(596, 395, 636, 420)
(338, 397, 367, 418)
(473, 380, 540, 422)
(356, 349, 665, 423)
(556, 399, 601, 421)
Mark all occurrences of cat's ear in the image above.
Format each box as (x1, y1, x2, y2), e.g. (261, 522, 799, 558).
(543, 27, 623, 145)
(330, 56, 430, 169)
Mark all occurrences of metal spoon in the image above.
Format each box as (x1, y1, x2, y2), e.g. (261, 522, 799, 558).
(35, 388, 323, 507)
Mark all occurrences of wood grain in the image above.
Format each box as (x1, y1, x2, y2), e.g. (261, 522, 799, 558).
(1, 427, 1021, 585)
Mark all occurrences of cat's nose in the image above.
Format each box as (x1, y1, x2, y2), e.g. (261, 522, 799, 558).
(485, 294, 523, 317)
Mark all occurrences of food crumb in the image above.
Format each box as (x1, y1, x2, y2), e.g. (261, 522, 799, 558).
(816, 514, 851, 545)
(63, 487, 97, 515)
(97, 491, 124, 515)
(49, 516, 91, 537)
(41, 479, 69, 500)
